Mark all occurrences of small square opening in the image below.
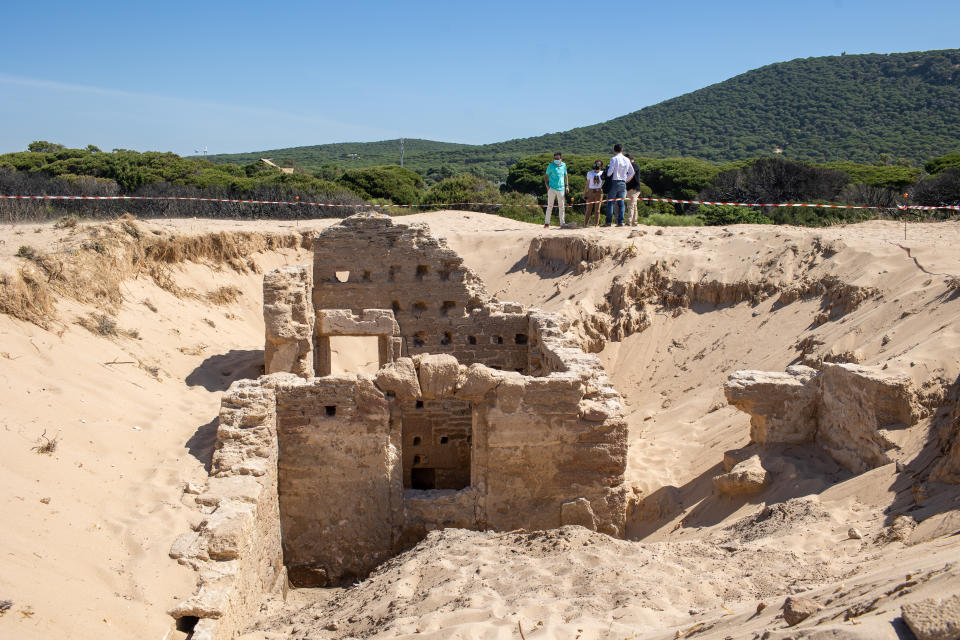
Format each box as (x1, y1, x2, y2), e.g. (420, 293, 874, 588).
(324, 405, 336, 417)
(416, 265, 429, 280)
(415, 400, 424, 409)
(440, 436, 449, 444)
(411, 467, 436, 490)
(495, 336, 504, 345)
(412, 436, 421, 445)
(468, 335, 477, 345)
(441, 331, 452, 345)
(515, 333, 528, 345)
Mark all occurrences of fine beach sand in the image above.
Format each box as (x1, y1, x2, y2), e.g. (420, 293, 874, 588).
(1, 211, 959, 639)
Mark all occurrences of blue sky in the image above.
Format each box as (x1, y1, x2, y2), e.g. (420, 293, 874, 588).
(2, 0, 958, 156)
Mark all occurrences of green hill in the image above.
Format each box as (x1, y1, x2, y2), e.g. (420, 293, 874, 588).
(207, 49, 960, 181)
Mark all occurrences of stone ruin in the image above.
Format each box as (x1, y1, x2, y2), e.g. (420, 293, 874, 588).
(169, 213, 628, 639)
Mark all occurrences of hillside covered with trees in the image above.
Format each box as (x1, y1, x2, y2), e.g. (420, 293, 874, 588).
(3, 141, 958, 227)
(206, 49, 960, 182)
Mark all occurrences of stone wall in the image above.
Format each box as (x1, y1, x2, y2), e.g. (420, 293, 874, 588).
(398, 396, 472, 490)
(264, 266, 314, 378)
(311, 214, 528, 370)
(170, 213, 630, 633)
(724, 362, 926, 473)
(168, 376, 290, 640)
(275, 375, 399, 586)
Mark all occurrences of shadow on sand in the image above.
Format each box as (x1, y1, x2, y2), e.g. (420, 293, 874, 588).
(185, 349, 264, 392)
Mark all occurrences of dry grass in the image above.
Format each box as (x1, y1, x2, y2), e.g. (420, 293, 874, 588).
(53, 216, 78, 229)
(138, 359, 161, 379)
(178, 344, 207, 356)
(31, 430, 59, 455)
(0, 267, 57, 327)
(76, 312, 141, 339)
(0, 220, 307, 329)
(15, 245, 37, 260)
(77, 312, 119, 336)
(142, 298, 158, 313)
(205, 285, 243, 305)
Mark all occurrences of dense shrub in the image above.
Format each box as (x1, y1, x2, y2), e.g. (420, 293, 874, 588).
(698, 205, 772, 226)
(421, 174, 500, 211)
(336, 165, 423, 205)
(702, 157, 849, 204)
(635, 157, 719, 200)
(911, 168, 960, 208)
(924, 153, 960, 175)
(821, 161, 920, 190)
(638, 213, 705, 227)
(837, 183, 902, 209)
(496, 191, 541, 223)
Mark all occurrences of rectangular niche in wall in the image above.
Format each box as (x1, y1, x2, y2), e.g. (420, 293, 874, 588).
(328, 335, 381, 375)
(400, 398, 471, 491)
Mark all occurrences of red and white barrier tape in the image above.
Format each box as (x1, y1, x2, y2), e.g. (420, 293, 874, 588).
(0, 194, 957, 212)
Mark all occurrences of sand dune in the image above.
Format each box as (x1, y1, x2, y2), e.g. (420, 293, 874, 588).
(1, 212, 959, 639)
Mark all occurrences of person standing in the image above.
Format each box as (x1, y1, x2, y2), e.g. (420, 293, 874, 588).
(604, 144, 635, 227)
(543, 152, 569, 228)
(624, 153, 642, 226)
(583, 160, 604, 227)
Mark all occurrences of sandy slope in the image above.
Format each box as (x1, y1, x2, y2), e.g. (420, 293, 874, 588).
(1, 212, 959, 640)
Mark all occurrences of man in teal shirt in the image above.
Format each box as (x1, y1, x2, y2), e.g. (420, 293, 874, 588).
(543, 152, 568, 228)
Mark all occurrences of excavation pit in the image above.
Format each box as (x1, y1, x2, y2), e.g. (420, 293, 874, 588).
(170, 212, 628, 638)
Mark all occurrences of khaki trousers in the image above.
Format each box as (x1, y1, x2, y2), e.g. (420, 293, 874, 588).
(626, 189, 642, 226)
(545, 188, 565, 226)
(584, 188, 603, 227)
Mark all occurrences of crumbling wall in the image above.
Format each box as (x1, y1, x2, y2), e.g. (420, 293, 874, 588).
(724, 362, 925, 473)
(398, 396, 472, 490)
(171, 213, 631, 633)
(311, 214, 528, 369)
(168, 376, 289, 640)
(931, 376, 960, 484)
(264, 266, 314, 377)
(275, 375, 399, 586)
(460, 312, 629, 536)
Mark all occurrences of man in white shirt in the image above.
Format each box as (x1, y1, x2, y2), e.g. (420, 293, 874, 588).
(604, 144, 635, 227)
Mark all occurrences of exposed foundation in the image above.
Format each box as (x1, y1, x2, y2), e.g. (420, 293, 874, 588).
(170, 212, 628, 638)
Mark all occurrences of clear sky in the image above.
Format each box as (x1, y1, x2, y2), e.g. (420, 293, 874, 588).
(2, 0, 958, 156)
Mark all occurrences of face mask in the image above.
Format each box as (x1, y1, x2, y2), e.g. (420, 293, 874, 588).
(554, 159, 562, 165)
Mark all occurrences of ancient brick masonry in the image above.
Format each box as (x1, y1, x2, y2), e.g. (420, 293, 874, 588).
(723, 362, 926, 473)
(264, 266, 314, 377)
(169, 212, 629, 639)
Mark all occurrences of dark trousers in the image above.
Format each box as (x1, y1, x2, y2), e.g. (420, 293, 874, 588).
(605, 180, 626, 225)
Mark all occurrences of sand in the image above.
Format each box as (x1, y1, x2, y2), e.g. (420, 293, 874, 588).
(1, 212, 958, 639)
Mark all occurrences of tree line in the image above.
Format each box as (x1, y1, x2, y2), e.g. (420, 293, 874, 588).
(2, 142, 958, 226)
